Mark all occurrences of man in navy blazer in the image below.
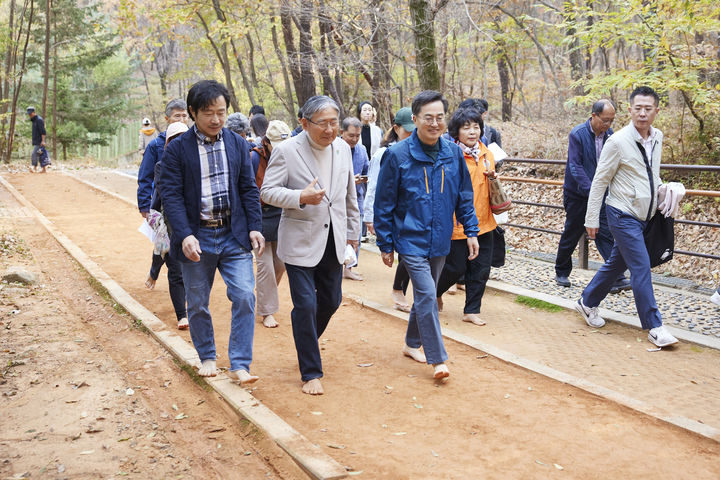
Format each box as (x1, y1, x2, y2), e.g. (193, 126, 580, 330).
(160, 80, 265, 385)
(555, 99, 629, 293)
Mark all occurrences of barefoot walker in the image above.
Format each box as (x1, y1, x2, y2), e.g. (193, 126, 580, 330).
(374, 91, 479, 381)
(160, 80, 265, 384)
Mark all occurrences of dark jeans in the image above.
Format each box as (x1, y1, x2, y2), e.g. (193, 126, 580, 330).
(392, 256, 410, 294)
(284, 227, 343, 382)
(436, 232, 494, 314)
(149, 253, 187, 321)
(555, 194, 616, 277)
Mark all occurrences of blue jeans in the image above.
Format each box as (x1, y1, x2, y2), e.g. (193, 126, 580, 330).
(180, 226, 256, 371)
(555, 194, 616, 277)
(403, 255, 447, 365)
(581, 205, 662, 330)
(284, 227, 342, 382)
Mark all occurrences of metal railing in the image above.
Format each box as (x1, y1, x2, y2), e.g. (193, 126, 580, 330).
(499, 158, 720, 268)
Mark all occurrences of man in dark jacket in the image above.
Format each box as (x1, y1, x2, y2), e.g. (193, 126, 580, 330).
(160, 80, 264, 385)
(374, 90, 479, 382)
(555, 99, 629, 292)
(27, 107, 46, 173)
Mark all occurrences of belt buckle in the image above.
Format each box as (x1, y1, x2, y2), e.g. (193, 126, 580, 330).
(204, 218, 221, 227)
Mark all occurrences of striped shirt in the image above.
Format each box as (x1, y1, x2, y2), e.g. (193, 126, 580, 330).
(194, 126, 231, 220)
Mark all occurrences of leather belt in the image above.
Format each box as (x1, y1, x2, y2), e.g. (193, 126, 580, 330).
(200, 217, 229, 228)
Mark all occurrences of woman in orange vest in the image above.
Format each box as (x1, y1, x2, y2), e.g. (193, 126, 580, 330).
(436, 108, 497, 326)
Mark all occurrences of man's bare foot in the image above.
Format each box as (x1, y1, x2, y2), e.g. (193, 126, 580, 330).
(40, 167, 47, 173)
(262, 314, 278, 328)
(462, 314, 486, 326)
(28, 166, 35, 173)
(402, 344, 426, 363)
(227, 369, 259, 385)
(447, 284, 458, 295)
(302, 378, 324, 395)
(145, 275, 156, 290)
(177, 317, 189, 330)
(437, 296, 443, 312)
(391, 290, 411, 312)
(197, 359, 217, 377)
(433, 363, 450, 380)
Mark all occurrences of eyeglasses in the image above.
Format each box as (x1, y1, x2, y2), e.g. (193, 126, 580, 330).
(306, 118, 340, 129)
(420, 115, 445, 125)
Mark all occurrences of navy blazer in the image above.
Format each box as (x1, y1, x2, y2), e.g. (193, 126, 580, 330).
(563, 119, 613, 199)
(159, 127, 263, 262)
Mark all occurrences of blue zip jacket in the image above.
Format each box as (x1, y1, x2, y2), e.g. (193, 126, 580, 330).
(563, 119, 612, 199)
(374, 131, 479, 257)
(137, 131, 167, 212)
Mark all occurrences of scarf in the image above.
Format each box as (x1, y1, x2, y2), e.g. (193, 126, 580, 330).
(457, 140, 480, 163)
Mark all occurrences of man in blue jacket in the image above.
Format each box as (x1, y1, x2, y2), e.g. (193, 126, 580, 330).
(160, 80, 265, 385)
(555, 100, 629, 292)
(374, 90, 479, 381)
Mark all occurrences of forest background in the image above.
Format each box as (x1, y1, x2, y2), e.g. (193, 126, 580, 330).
(1, 0, 719, 171)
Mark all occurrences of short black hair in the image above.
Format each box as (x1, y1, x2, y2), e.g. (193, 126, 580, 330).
(411, 91, 448, 116)
(357, 101, 372, 117)
(629, 86, 659, 106)
(447, 108, 484, 141)
(186, 80, 230, 121)
(297, 109, 303, 119)
(250, 113, 269, 137)
(249, 104, 265, 116)
(457, 98, 486, 115)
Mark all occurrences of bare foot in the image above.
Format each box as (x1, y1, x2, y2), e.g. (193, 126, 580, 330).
(462, 314, 486, 326)
(197, 359, 217, 377)
(433, 363, 450, 380)
(302, 378, 324, 395)
(262, 314, 278, 328)
(391, 290, 411, 312)
(456, 283, 465, 291)
(447, 284, 458, 295)
(343, 268, 364, 281)
(177, 317, 189, 330)
(227, 369, 259, 385)
(402, 344, 426, 363)
(437, 296, 443, 312)
(145, 274, 156, 290)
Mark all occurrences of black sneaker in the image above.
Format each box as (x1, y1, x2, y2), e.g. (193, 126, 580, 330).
(555, 275, 571, 287)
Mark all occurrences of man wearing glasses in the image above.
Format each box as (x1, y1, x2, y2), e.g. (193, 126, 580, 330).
(261, 95, 361, 395)
(374, 90, 479, 382)
(555, 99, 630, 293)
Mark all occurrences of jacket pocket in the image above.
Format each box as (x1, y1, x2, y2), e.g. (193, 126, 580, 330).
(632, 184, 651, 215)
(279, 217, 312, 250)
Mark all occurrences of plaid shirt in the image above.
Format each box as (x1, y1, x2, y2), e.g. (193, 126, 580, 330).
(194, 126, 231, 220)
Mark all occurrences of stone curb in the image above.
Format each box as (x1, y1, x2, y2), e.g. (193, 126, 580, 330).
(344, 292, 720, 443)
(0, 174, 347, 480)
(359, 243, 720, 351)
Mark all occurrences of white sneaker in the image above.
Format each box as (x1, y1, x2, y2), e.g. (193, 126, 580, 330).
(575, 298, 605, 328)
(648, 325, 678, 347)
(710, 291, 720, 307)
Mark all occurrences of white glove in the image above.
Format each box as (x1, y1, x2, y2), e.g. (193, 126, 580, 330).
(657, 182, 685, 218)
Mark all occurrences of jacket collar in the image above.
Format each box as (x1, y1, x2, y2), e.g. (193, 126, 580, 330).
(408, 130, 454, 164)
(584, 119, 612, 141)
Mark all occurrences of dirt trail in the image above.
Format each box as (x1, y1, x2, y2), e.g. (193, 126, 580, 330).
(5, 171, 720, 479)
(0, 183, 306, 479)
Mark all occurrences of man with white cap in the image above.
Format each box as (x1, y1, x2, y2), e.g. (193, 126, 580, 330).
(139, 117, 158, 154)
(250, 120, 292, 329)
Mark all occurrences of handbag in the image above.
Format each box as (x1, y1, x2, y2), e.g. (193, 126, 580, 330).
(483, 158, 511, 214)
(491, 226, 506, 268)
(643, 211, 674, 268)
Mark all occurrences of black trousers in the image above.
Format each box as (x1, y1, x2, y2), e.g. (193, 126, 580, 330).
(149, 253, 187, 321)
(436, 232, 494, 314)
(284, 227, 342, 382)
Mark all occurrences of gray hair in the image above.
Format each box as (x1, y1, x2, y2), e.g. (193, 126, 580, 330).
(226, 112, 251, 135)
(592, 99, 615, 115)
(301, 95, 339, 121)
(341, 116, 362, 131)
(165, 98, 187, 117)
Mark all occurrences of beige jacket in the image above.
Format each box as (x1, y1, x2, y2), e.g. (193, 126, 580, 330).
(260, 131, 361, 267)
(585, 123, 662, 228)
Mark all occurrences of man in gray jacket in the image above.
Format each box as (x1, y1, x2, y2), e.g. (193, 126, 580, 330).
(576, 86, 678, 348)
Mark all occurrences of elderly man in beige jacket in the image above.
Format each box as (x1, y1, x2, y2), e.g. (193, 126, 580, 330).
(261, 95, 361, 395)
(576, 86, 681, 348)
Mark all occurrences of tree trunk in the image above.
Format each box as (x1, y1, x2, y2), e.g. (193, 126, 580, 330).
(408, 0, 441, 91)
(280, 1, 315, 107)
(41, 0, 50, 116)
(196, 11, 240, 112)
(369, 0, 392, 127)
(52, 38, 57, 160)
(316, 0, 344, 116)
(270, 18, 297, 123)
(4, 0, 35, 164)
(0, 0, 16, 159)
(496, 47, 512, 121)
(565, 2, 584, 95)
(294, 4, 317, 106)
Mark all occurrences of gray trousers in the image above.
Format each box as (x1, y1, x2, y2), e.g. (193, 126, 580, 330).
(255, 241, 285, 316)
